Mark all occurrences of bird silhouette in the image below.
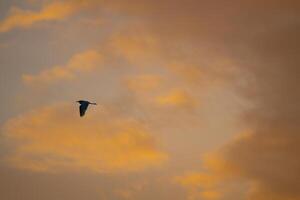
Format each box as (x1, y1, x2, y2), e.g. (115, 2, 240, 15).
(77, 100, 97, 117)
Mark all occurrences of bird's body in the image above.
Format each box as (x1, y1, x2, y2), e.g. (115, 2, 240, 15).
(77, 100, 97, 117)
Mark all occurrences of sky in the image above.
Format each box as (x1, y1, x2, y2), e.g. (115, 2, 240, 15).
(0, 0, 299, 200)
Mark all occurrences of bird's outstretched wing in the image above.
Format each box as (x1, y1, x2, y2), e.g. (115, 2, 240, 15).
(79, 103, 89, 117)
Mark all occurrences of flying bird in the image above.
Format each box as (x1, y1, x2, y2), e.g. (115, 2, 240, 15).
(77, 100, 97, 117)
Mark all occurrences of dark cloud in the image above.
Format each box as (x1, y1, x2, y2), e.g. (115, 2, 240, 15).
(177, 0, 300, 199)
(224, 7, 300, 198)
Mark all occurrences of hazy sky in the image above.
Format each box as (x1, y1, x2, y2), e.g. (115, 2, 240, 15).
(0, 1, 299, 200)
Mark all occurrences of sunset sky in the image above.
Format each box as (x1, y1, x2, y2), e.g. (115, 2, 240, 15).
(0, 1, 299, 200)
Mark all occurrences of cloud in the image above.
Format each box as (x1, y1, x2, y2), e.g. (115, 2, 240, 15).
(223, 132, 300, 200)
(168, 0, 300, 199)
(125, 75, 163, 93)
(1, 0, 299, 199)
(166, 62, 204, 85)
(178, 131, 300, 200)
(0, 1, 84, 32)
(175, 146, 249, 200)
(110, 30, 162, 67)
(219, 4, 300, 199)
(176, 172, 219, 200)
(114, 181, 147, 200)
(156, 89, 195, 108)
(2, 103, 167, 173)
(22, 50, 103, 85)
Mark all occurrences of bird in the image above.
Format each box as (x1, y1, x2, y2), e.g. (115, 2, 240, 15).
(76, 100, 97, 117)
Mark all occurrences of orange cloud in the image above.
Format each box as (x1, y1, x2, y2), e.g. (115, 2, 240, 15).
(156, 89, 195, 108)
(22, 50, 103, 85)
(177, 130, 300, 200)
(167, 62, 203, 84)
(201, 190, 221, 200)
(0, 1, 84, 32)
(175, 133, 253, 200)
(110, 31, 162, 66)
(175, 169, 224, 200)
(176, 172, 218, 189)
(125, 74, 163, 92)
(2, 103, 167, 173)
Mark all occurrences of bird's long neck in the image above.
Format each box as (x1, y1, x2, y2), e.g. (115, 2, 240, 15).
(90, 102, 97, 105)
